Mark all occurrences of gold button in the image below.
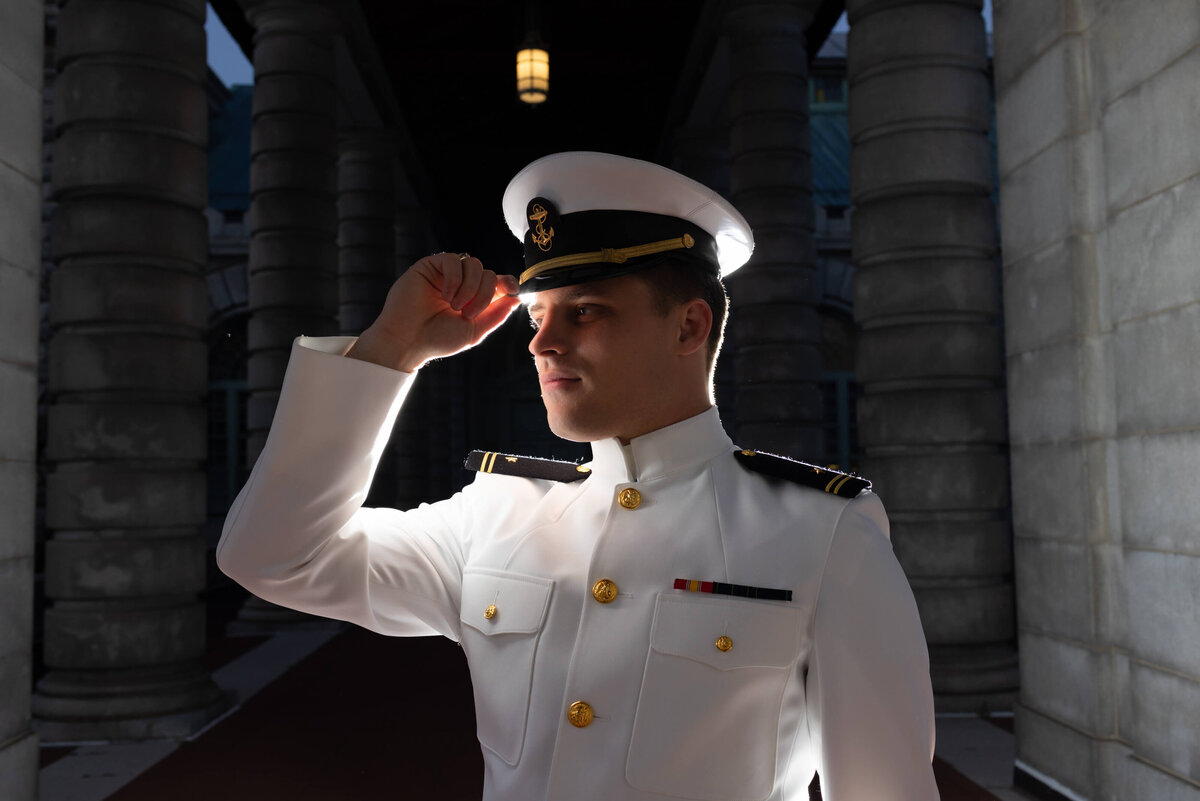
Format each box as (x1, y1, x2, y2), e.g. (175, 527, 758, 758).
(567, 701, 594, 728)
(617, 487, 642, 510)
(576, 465, 591, 474)
(715, 635, 733, 652)
(592, 578, 619, 604)
(484, 604, 497, 620)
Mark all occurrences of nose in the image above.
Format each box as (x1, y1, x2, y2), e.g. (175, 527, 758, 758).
(528, 308, 565, 357)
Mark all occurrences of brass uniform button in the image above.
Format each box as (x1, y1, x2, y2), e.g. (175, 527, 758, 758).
(576, 465, 591, 474)
(567, 701, 594, 728)
(715, 635, 733, 652)
(617, 487, 642, 510)
(484, 604, 497, 620)
(592, 578, 619, 604)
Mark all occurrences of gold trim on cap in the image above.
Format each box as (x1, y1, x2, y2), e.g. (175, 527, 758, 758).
(520, 234, 695, 285)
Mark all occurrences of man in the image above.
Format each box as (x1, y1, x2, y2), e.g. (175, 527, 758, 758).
(218, 152, 938, 800)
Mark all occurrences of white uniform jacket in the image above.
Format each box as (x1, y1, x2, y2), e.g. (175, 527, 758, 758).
(217, 337, 939, 801)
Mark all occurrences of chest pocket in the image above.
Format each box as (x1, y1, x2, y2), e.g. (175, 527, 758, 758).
(459, 567, 554, 766)
(627, 592, 804, 801)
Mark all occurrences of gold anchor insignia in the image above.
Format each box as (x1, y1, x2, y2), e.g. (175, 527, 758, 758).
(529, 203, 555, 252)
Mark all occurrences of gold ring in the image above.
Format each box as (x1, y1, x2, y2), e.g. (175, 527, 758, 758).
(458, 252, 471, 262)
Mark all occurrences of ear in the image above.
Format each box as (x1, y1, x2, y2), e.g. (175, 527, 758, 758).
(675, 299, 712, 357)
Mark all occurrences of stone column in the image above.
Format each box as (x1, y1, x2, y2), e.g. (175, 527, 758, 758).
(244, 0, 339, 464)
(725, 0, 824, 458)
(338, 131, 396, 505)
(846, 0, 1015, 711)
(337, 131, 395, 337)
(34, 0, 227, 738)
(0, 0, 44, 793)
(234, 0, 340, 630)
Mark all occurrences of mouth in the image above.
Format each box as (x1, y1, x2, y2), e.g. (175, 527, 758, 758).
(538, 370, 581, 391)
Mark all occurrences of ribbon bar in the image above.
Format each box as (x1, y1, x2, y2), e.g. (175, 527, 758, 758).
(673, 578, 792, 603)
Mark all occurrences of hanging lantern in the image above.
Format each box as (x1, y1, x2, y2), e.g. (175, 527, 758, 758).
(516, 46, 549, 104)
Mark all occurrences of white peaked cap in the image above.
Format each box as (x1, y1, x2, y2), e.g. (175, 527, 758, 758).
(502, 151, 754, 278)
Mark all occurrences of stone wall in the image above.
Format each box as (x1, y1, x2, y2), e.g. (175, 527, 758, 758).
(0, 0, 43, 796)
(994, 1, 1200, 798)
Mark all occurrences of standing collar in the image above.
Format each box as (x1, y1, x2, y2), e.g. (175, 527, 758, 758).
(587, 406, 733, 484)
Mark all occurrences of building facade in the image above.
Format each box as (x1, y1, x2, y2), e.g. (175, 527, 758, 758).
(1, 1, 1198, 799)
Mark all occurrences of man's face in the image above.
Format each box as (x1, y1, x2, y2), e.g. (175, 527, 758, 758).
(527, 275, 684, 443)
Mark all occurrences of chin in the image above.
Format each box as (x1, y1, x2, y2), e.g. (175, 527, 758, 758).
(546, 418, 594, 443)
(545, 409, 608, 443)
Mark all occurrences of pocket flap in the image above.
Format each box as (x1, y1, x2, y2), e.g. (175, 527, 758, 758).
(650, 593, 803, 670)
(461, 567, 554, 635)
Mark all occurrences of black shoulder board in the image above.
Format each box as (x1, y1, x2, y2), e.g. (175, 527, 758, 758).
(464, 450, 591, 483)
(733, 449, 871, 497)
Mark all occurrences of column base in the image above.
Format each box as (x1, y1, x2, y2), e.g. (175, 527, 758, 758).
(931, 643, 1020, 714)
(33, 662, 230, 742)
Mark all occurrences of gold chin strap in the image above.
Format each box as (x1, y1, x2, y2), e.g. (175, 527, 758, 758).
(519, 233, 695, 285)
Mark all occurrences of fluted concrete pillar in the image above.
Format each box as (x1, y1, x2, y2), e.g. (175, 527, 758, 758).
(0, 0, 44, 792)
(34, 0, 227, 739)
(338, 131, 397, 505)
(337, 131, 395, 337)
(725, 0, 824, 458)
(245, 0, 339, 464)
(847, 0, 1015, 711)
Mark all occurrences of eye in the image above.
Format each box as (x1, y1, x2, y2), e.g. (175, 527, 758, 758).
(575, 305, 592, 319)
(529, 315, 542, 331)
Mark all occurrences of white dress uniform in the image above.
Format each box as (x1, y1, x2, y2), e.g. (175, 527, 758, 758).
(217, 336, 939, 801)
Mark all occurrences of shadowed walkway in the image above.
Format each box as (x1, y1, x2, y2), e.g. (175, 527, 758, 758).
(40, 624, 1029, 800)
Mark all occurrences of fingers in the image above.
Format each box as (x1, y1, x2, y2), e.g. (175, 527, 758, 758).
(459, 270, 497, 320)
(425, 252, 517, 321)
(448, 255, 484, 311)
(438, 253, 464, 304)
(497, 273, 519, 297)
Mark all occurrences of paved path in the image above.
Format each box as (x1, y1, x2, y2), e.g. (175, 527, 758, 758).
(38, 627, 1034, 800)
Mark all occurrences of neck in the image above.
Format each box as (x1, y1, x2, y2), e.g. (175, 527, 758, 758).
(617, 397, 714, 444)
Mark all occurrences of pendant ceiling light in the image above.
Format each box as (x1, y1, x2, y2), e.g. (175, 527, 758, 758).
(516, 45, 548, 104)
(517, 2, 547, 105)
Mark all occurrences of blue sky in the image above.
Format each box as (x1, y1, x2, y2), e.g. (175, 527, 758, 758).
(206, 2, 995, 89)
(206, 3, 253, 87)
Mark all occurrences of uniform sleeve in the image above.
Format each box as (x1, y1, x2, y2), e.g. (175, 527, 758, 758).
(805, 492, 939, 800)
(215, 336, 471, 640)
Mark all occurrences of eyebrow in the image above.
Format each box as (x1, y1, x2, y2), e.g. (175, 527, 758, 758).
(527, 285, 613, 315)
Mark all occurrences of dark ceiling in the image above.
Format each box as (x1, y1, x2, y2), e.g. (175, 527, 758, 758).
(214, 0, 841, 276)
(358, 0, 710, 273)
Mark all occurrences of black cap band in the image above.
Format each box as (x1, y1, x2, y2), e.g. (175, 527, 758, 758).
(518, 199, 719, 292)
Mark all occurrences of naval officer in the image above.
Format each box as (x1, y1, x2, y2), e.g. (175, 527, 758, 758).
(217, 151, 939, 800)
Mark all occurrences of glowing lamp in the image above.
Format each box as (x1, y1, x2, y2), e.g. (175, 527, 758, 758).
(516, 47, 549, 104)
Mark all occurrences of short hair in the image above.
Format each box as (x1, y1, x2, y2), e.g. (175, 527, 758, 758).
(635, 258, 729, 373)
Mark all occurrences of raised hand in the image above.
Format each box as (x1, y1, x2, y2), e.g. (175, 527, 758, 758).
(346, 253, 521, 372)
